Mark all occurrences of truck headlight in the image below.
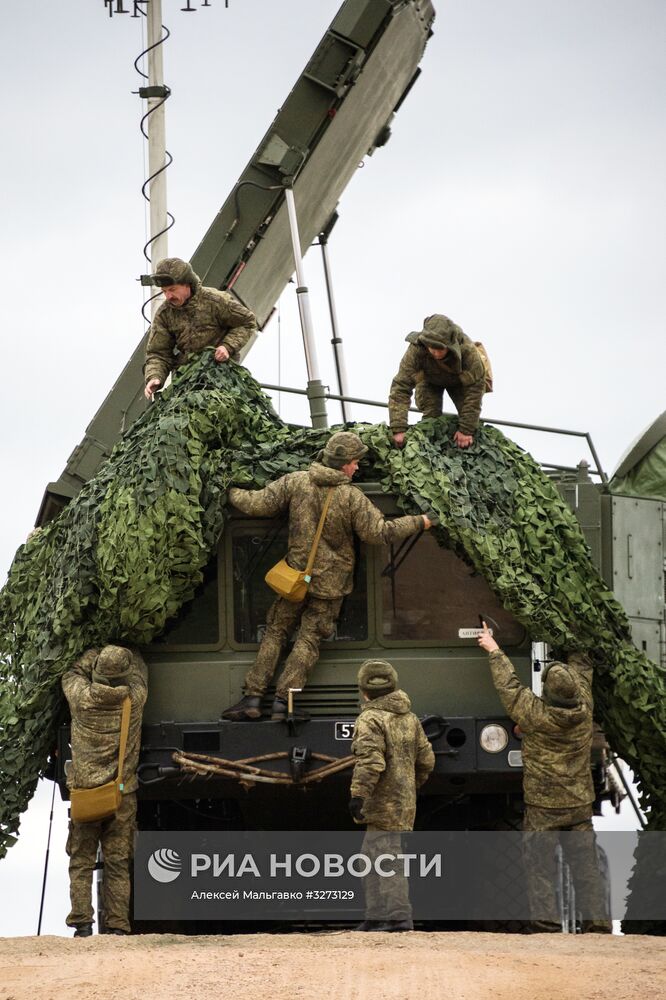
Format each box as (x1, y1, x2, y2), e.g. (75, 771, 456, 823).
(479, 724, 509, 754)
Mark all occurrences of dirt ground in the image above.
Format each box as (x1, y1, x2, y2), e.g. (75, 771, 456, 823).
(1, 932, 665, 1000)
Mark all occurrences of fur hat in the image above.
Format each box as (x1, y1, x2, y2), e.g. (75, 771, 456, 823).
(92, 645, 132, 687)
(358, 659, 398, 697)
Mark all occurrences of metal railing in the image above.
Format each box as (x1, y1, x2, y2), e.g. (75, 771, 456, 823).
(259, 382, 608, 483)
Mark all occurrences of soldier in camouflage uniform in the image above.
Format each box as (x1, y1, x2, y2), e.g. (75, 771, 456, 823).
(388, 314, 487, 449)
(222, 433, 432, 721)
(62, 645, 148, 937)
(349, 659, 435, 932)
(478, 626, 611, 932)
(143, 257, 257, 399)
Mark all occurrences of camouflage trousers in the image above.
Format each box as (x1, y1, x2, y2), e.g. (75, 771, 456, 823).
(415, 381, 466, 420)
(523, 804, 611, 932)
(244, 595, 343, 699)
(66, 791, 137, 933)
(361, 829, 412, 922)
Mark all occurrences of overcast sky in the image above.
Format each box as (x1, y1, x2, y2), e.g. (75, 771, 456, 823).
(0, 0, 663, 936)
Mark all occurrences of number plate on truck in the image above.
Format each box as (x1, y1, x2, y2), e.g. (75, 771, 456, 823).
(335, 722, 355, 740)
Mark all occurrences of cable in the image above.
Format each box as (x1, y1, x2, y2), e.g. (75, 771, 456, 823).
(134, 10, 175, 325)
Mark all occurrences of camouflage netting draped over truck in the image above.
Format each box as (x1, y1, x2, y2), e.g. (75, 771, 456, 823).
(1, 353, 666, 861)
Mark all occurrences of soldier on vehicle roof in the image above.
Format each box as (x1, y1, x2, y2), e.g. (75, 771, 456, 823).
(62, 644, 148, 937)
(222, 432, 434, 722)
(477, 624, 611, 933)
(349, 659, 435, 932)
(143, 257, 257, 399)
(388, 314, 490, 450)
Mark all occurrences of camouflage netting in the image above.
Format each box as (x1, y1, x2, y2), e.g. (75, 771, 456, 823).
(1, 353, 665, 866)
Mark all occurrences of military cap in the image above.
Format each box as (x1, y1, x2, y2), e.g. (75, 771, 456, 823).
(152, 257, 199, 289)
(542, 662, 579, 708)
(320, 431, 368, 469)
(358, 659, 398, 696)
(93, 645, 132, 687)
(416, 314, 463, 349)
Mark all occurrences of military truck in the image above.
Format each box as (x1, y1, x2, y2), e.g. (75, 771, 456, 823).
(38, 0, 663, 925)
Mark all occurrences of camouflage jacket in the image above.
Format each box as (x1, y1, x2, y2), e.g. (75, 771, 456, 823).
(350, 690, 435, 831)
(144, 279, 256, 386)
(388, 330, 485, 434)
(488, 649, 594, 809)
(62, 648, 148, 795)
(229, 463, 423, 600)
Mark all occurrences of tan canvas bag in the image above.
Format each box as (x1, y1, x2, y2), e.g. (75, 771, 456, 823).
(265, 488, 334, 603)
(70, 696, 131, 823)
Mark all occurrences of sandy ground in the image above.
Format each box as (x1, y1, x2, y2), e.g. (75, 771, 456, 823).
(1, 932, 665, 1000)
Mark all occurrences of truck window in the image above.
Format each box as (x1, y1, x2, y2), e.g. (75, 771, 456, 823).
(380, 532, 525, 645)
(231, 523, 368, 643)
(151, 553, 220, 646)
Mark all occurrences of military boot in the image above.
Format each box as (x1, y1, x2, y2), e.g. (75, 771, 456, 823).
(374, 918, 414, 932)
(353, 919, 383, 932)
(270, 696, 288, 721)
(221, 696, 262, 721)
(73, 923, 93, 938)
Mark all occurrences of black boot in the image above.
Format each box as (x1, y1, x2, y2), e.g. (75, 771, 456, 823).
(270, 697, 288, 721)
(353, 919, 383, 932)
(221, 695, 262, 721)
(73, 922, 93, 938)
(374, 918, 414, 932)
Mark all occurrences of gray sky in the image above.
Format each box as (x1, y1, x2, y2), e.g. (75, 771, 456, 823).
(0, 0, 662, 935)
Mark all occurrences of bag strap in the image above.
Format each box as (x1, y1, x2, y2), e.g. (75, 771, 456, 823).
(116, 696, 132, 790)
(304, 487, 334, 580)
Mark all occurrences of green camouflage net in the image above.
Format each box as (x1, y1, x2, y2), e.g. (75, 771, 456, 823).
(1, 352, 665, 863)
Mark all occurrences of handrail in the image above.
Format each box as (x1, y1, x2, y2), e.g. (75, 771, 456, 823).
(259, 382, 608, 483)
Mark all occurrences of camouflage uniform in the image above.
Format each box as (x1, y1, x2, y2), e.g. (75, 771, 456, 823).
(351, 660, 435, 925)
(388, 314, 486, 435)
(144, 258, 256, 389)
(62, 645, 148, 934)
(228, 446, 424, 701)
(488, 649, 610, 931)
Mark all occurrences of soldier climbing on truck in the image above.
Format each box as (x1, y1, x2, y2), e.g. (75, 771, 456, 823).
(222, 431, 433, 722)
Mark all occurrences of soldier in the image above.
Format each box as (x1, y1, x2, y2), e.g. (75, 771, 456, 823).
(349, 659, 435, 932)
(143, 257, 257, 399)
(388, 314, 487, 449)
(222, 432, 433, 721)
(477, 624, 611, 932)
(62, 644, 148, 937)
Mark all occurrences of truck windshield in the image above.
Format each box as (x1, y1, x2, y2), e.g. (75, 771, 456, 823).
(231, 522, 368, 644)
(380, 532, 525, 645)
(151, 554, 220, 646)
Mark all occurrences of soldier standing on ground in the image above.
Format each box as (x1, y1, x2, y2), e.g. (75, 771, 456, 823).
(349, 659, 435, 932)
(477, 624, 611, 932)
(388, 314, 489, 450)
(143, 257, 257, 399)
(62, 645, 148, 937)
(222, 433, 433, 722)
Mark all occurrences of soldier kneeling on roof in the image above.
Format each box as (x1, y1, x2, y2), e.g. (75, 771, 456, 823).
(388, 314, 492, 450)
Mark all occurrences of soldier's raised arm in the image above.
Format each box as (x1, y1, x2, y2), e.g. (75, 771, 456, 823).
(228, 475, 292, 519)
(349, 488, 429, 546)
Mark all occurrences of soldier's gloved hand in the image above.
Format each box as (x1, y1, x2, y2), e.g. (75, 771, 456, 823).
(349, 797, 365, 823)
